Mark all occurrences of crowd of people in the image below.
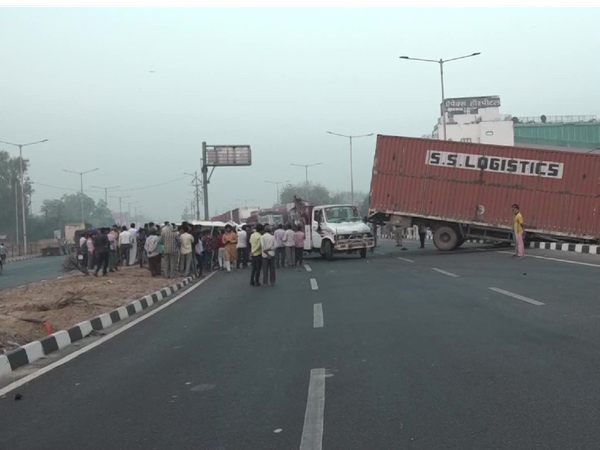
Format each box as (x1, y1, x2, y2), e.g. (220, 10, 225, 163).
(76, 221, 306, 283)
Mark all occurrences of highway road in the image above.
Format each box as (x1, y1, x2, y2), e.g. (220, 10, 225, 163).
(2, 241, 600, 449)
(0, 256, 64, 291)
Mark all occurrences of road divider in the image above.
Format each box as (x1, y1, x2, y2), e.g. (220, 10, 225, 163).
(432, 268, 459, 278)
(313, 303, 324, 328)
(397, 257, 414, 263)
(310, 278, 319, 291)
(300, 368, 326, 450)
(489, 287, 545, 306)
(497, 251, 600, 268)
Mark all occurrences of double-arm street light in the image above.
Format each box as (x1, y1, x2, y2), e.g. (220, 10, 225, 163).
(92, 185, 120, 204)
(63, 168, 99, 225)
(291, 163, 321, 204)
(399, 52, 481, 140)
(326, 131, 374, 205)
(0, 139, 49, 254)
(265, 180, 290, 204)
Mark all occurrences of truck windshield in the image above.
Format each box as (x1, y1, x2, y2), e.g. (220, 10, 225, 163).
(324, 206, 361, 223)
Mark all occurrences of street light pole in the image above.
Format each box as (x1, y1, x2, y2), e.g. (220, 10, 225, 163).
(0, 139, 49, 254)
(92, 185, 120, 204)
(63, 168, 99, 225)
(265, 180, 290, 204)
(110, 195, 130, 226)
(326, 132, 374, 205)
(291, 163, 321, 204)
(399, 52, 481, 140)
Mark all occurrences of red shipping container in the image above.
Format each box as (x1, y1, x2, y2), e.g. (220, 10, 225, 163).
(369, 135, 600, 241)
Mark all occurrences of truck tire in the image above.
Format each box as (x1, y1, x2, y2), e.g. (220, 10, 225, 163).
(360, 248, 367, 258)
(456, 236, 465, 248)
(323, 240, 333, 261)
(433, 226, 460, 251)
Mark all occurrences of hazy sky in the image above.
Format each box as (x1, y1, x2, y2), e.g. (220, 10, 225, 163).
(1, 7, 599, 220)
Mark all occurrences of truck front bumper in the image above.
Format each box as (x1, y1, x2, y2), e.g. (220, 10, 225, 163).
(335, 238, 375, 251)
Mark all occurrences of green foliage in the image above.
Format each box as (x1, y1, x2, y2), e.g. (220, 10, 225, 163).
(278, 181, 368, 216)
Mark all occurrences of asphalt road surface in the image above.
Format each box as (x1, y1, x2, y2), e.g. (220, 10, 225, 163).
(0, 256, 64, 291)
(2, 241, 600, 449)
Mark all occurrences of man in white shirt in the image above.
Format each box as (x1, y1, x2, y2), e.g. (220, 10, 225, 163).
(273, 223, 286, 269)
(118, 226, 132, 266)
(260, 225, 276, 286)
(236, 225, 248, 269)
(283, 223, 296, 268)
(179, 225, 195, 276)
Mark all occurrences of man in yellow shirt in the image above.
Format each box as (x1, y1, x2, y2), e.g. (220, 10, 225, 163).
(249, 224, 264, 287)
(512, 204, 525, 258)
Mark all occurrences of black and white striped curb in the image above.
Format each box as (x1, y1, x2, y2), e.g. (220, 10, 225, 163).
(527, 241, 600, 254)
(0, 275, 198, 378)
(5, 254, 42, 264)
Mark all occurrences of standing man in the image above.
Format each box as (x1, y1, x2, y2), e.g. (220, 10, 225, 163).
(0, 242, 6, 264)
(512, 204, 525, 259)
(261, 225, 276, 286)
(236, 225, 248, 269)
(202, 229, 214, 272)
(249, 223, 263, 287)
(273, 223, 285, 269)
(418, 225, 427, 249)
(137, 225, 147, 268)
(216, 229, 225, 270)
(161, 221, 179, 278)
(222, 224, 238, 272)
(79, 233, 89, 271)
(294, 225, 305, 267)
(179, 225, 195, 276)
(283, 223, 295, 268)
(145, 227, 161, 277)
(118, 226, 132, 266)
(107, 226, 117, 272)
(128, 223, 138, 265)
(93, 228, 110, 277)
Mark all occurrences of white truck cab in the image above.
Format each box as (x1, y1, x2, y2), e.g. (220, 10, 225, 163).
(301, 203, 374, 260)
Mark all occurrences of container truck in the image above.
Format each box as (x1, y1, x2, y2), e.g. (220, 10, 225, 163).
(369, 135, 600, 251)
(290, 196, 374, 259)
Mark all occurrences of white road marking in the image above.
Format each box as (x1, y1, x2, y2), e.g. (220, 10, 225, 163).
(310, 278, 319, 290)
(0, 272, 216, 396)
(432, 268, 459, 278)
(489, 287, 545, 306)
(374, 251, 385, 255)
(304, 264, 312, 272)
(300, 368, 326, 450)
(497, 251, 600, 268)
(397, 257, 414, 263)
(313, 303, 324, 328)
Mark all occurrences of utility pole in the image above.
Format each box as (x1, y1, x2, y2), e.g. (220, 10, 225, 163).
(265, 180, 290, 204)
(202, 142, 209, 220)
(327, 132, 374, 205)
(291, 163, 321, 204)
(14, 177, 19, 253)
(0, 138, 49, 254)
(92, 185, 120, 204)
(110, 195, 130, 226)
(185, 171, 202, 221)
(399, 52, 481, 140)
(63, 168, 99, 225)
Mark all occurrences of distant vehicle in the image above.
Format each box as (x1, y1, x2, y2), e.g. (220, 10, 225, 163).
(290, 196, 374, 260)
(39, 238, 62, 257)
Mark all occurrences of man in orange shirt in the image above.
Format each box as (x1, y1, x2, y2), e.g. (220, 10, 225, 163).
(512, 204, 525, 258)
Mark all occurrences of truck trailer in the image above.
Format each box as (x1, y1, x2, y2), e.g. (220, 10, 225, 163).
(369, 135, 600, 251)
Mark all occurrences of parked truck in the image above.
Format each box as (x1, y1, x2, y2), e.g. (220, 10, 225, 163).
(369, 135, 600, 251)
(290, 196, 374, 259)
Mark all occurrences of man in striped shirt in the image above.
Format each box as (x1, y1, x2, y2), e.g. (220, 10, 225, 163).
(160, 221, 179, 278)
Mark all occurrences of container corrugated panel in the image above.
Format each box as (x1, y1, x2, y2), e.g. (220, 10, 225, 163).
(369, 135, 600, 240)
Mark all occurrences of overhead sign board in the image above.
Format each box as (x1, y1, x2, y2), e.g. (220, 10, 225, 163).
(205, 145, 252, 167)
(443, 96, 501, 115)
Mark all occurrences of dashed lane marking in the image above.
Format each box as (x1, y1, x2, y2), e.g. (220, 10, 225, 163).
(300, 368, 326, 450)
(304, 264, 312, 272)
(313, 303, 324, 328)
(489, 287, 545, 306)
(310, 278, 319, 290)
(397, 257, 415, 263)
(497, 251, 600, 268)
(432, 268, 459, 278)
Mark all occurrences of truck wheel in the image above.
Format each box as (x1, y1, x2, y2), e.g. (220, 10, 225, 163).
(360, 248, 367, 258)
(433, 226, 459, 251)
(323, 240, 333, 261)
(456, 236, 465, 248)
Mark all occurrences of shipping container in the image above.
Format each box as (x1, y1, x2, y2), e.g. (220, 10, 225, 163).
(369, 135, 600, 250)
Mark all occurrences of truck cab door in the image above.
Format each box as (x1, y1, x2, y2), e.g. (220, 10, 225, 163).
(311, 209, 323, 250)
